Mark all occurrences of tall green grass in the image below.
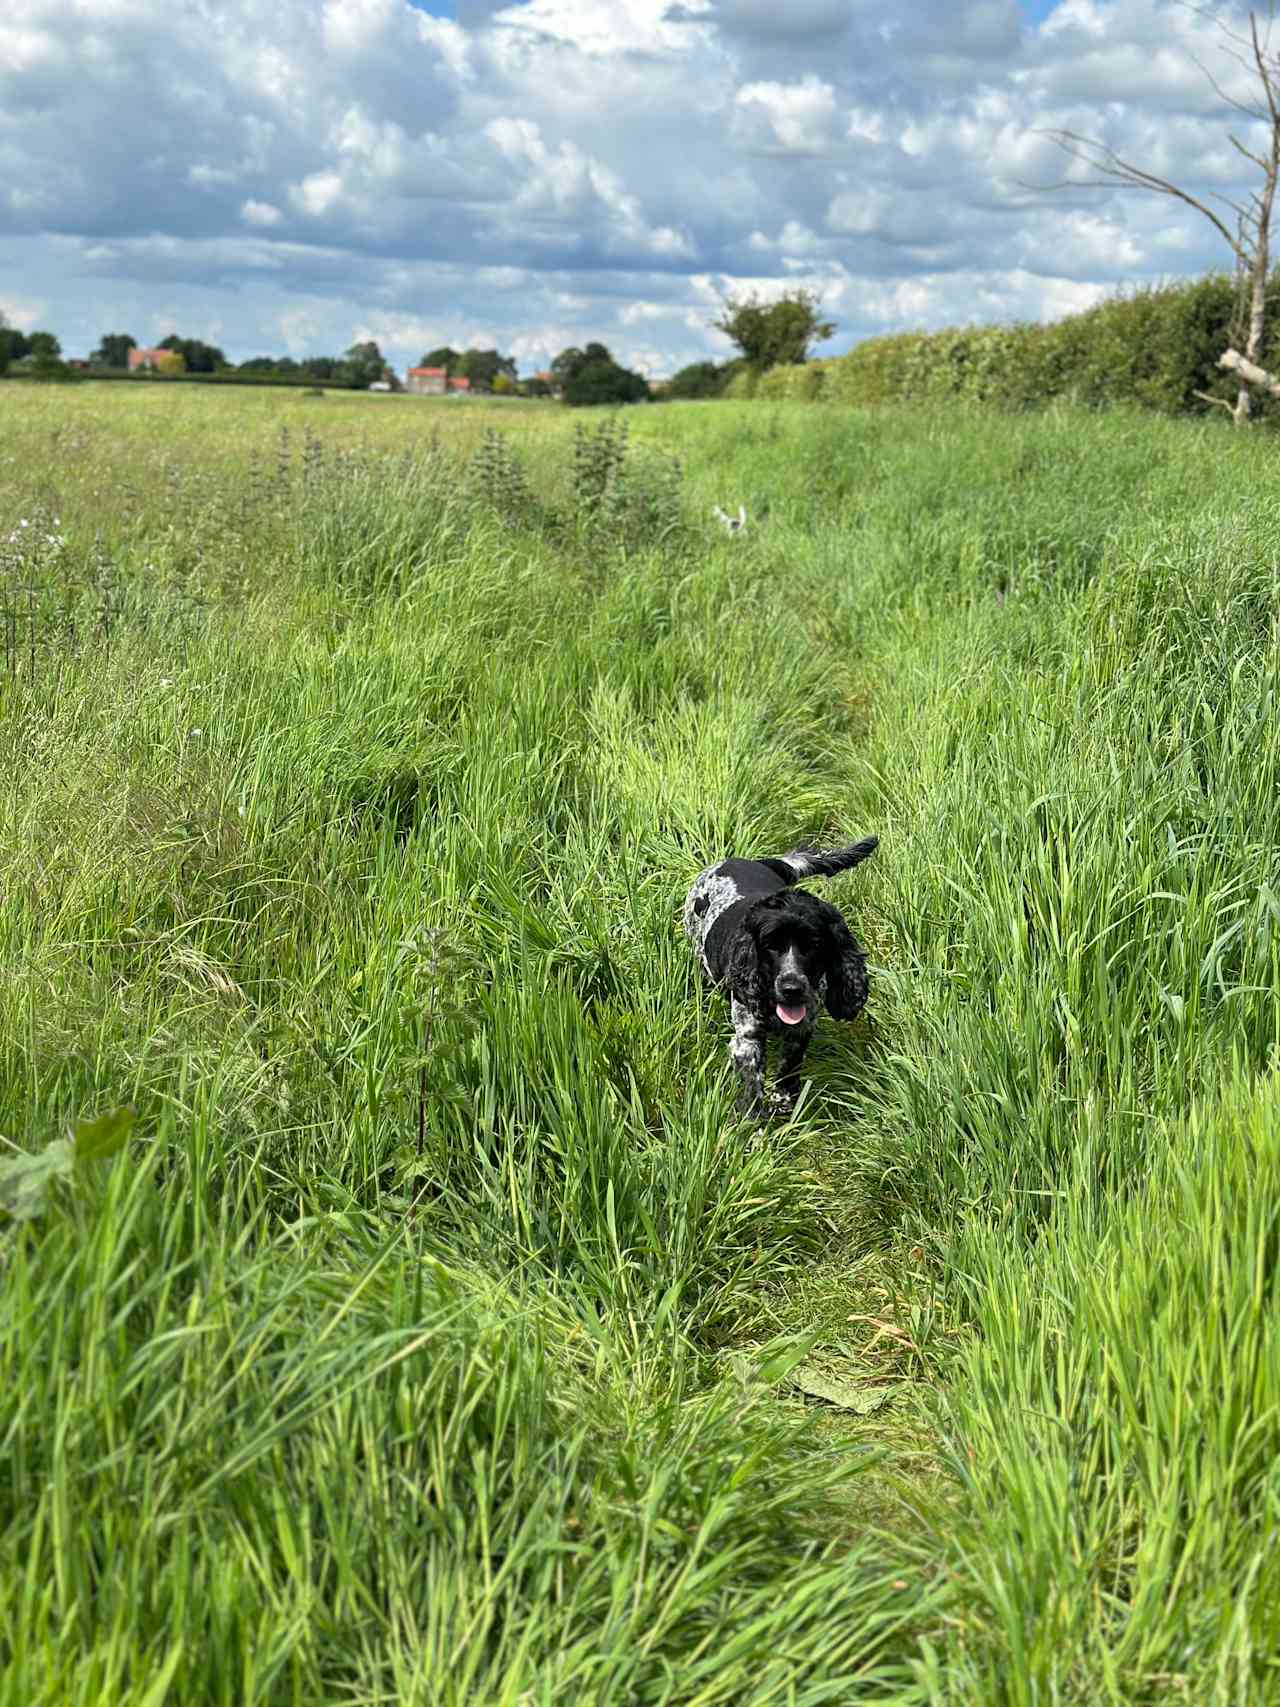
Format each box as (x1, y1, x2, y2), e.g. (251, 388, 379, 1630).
(2, 383, 1279, 1701)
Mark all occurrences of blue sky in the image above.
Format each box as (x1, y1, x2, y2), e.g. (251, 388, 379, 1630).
(0, 1, 1262, 375)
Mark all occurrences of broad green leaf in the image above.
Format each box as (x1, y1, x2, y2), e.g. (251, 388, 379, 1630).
(0, 1141, 74, 1221)
(752, 1329, 825, 1386)
(72, 1105, 137, 1161)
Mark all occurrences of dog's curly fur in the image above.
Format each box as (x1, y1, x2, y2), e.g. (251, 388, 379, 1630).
(683, 838, 877, 1117)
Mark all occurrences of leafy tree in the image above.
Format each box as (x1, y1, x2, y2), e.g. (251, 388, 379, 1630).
(552, 343, 620, 389)
(12, 330, 70, 381)
(712, 289, 835, 371)
(238, 356, 280, 374)
(153, 350, 185, 375)
(90, 333, 137, 369)
(17, 329, 72, 382)
(419, 346, 460, 373)
(340, 340, 386, 390)
(551, 346, 586, 383)
(563, 353, 649, 407)
(301, 355, 340, 381)
(456, 348, 517, 389)
(665, 360, 729, 400)
(158, 334, 227, 374)
(491, 372, 514, 395)
(0, 318, 31, 370)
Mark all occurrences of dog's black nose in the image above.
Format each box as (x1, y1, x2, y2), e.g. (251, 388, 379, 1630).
(777, 978, 806, 1001)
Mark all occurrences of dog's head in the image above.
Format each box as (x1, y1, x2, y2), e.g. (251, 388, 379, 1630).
(727, 889, 868, 1026)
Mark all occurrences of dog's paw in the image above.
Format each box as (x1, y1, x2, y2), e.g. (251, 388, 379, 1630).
(764, 1088, 799, 1121)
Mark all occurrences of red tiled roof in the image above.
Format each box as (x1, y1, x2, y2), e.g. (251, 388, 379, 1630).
(447, 376, 471, 389)
(408, 366, 447, 377)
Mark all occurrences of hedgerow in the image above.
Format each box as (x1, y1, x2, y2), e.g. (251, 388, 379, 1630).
(750, 272, 1280, 419)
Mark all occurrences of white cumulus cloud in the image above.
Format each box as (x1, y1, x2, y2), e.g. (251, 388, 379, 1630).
(0, 0, 1270, 376)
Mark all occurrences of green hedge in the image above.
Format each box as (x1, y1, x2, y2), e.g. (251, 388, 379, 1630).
(754, 274, 1280, 419)
(753, 363, 827, 402)
(75, 369, 359, 391)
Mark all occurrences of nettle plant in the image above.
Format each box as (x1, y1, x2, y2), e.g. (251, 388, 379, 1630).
(462, 419, 688, 553)
(466, 428, 539, 530)
(570, 416, 685, 549)
(0, 505, 126, 678)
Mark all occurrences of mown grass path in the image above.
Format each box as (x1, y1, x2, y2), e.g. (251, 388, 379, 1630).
(2, 383, 1279, 1703)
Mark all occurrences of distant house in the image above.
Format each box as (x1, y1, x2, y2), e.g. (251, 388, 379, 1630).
(127, 347, 170, 372)
(447, 375, 472, 395)
(406, 365, 447, 395)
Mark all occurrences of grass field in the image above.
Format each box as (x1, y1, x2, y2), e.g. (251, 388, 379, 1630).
(2, 380, 1279, 1704)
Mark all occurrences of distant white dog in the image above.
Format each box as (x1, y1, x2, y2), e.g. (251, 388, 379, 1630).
(712, 503, 747, 536)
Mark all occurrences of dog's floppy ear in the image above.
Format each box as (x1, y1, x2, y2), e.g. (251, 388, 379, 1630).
(726, 905, 764, 1006)
(820, 904, 869, 1021)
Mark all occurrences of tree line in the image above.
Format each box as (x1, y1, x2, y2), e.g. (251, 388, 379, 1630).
(0, 291, 835, 401)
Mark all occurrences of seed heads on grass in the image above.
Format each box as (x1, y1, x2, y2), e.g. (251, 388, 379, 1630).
(274, 422, 292, 493)
(384, 927, 484, 1187)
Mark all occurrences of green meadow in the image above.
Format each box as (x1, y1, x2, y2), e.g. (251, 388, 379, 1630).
(2, 381, 1279, 1703)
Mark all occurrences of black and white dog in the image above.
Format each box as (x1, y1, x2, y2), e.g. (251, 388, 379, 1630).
(683, 838, 878, 1117)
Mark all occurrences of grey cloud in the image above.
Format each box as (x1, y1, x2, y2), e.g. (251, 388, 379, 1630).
(882, 0, 1023, 63)
(668, 0, 851, 39)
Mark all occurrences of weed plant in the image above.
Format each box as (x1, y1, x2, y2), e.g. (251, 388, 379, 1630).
(1, 383, 1279, 1702)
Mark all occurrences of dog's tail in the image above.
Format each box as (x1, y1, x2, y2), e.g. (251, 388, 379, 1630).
(779, 836, 879, 882)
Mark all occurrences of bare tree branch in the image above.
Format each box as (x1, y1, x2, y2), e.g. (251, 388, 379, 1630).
(1254, 10, 1280, 124)
(1037, 7, 1280, 425)
(1036, 129, 1246, 255)
(1229, 133, 1271, 171)
(1185, 42, 1270, 121)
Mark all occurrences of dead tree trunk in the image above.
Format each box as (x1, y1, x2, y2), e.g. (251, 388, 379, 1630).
(1219, 346, 1280, 397)
(1040, 8, 1280, 426)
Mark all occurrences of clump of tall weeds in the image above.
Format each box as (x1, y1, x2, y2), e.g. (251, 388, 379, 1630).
(0, 506, 130, 680)
(466, 427, 540, 529)
(571, 416, 687, 553)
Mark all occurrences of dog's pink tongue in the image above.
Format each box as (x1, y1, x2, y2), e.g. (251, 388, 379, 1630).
(776, 1003, 807, 1026)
